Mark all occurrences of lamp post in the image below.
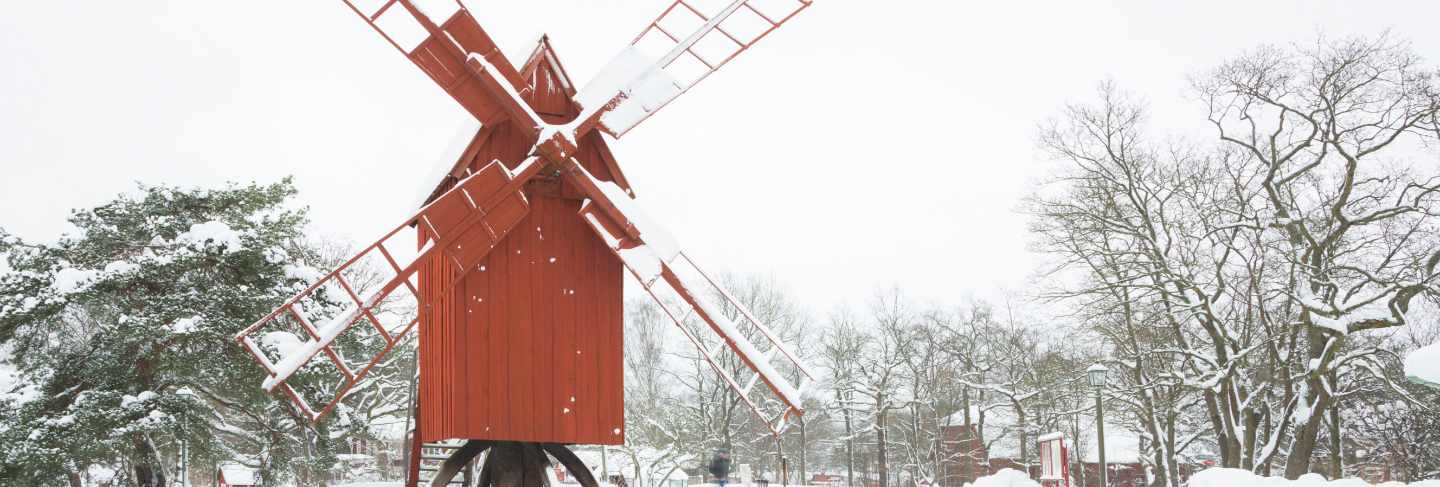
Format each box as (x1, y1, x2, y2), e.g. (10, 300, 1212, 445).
(176, 388, 195, 487)
(1086, 363, 1108, 487)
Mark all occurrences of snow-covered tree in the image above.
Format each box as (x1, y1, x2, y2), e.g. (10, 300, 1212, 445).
(1195, 32, 1440, 478)
(821, 308, 866, 487)
(1028, 31, 1440, 480)
(0, 180, 411, 486)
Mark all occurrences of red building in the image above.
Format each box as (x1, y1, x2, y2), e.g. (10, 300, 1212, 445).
(933, 408, 1192, 487)
(217, 464, 258, 487)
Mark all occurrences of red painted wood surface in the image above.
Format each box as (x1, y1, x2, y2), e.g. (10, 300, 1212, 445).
(404, 9, 525, 126)
(418, 40, 627, 445)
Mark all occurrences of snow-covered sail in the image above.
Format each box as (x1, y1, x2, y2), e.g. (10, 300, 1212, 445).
(233, 158, 538, 420)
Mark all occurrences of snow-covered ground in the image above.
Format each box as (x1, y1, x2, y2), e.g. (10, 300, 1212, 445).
(959, 468, 1440, 487)
(963, 469, 1040, 487)
(1189, 468, 1440, 487)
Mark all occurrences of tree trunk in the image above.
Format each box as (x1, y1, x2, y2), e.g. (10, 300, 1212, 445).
(843, 389, 856, 487)
(800, 415, 808, 486)
(861, 452, 871, 487)
(1163, 412, 1181, 487)
(1202, 392, 1237, 468)
(1015, 404, 1028, 469)
(131, 355, 167, 487)
(961, 388, 971, 487)
(1072, 417, 1084, 487)
(912, 402, 922, 487)
(1259, 410, 1273, 476)
(132, 433, 168, 487)
(1242, 409, 1259, 471)
(723, 397, 735, 452)
(878, 410, 889, 487)
(1285, 381, 1332, 479)
(1285, 330, 1335, 479)
(1328, 405, 1342, 479)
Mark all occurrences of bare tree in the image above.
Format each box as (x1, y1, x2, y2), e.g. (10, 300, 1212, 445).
(1195, 32, 1440, 477)
(822, 309, 866, 487)
(1028, 83, 1245, 480)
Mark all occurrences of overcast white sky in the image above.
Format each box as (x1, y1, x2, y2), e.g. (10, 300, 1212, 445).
(3, 1, 1439, 315)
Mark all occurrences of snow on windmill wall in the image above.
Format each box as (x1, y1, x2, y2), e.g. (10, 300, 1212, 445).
(416, 45, 627, 446)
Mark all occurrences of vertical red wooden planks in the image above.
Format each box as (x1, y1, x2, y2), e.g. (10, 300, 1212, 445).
(419, 199, 625, 444)
(594, 230, 612, 440)
(492, 233, 512, 440)
(606, 241, 625, 442)
(415, 40, 628, 446)
(558, 200, 580, 442)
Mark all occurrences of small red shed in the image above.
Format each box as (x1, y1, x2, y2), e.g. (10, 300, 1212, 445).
(217, 464, 258, 487)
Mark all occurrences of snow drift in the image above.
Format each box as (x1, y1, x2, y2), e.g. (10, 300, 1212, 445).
(1188, 468, 1440, 487)
(960, 468, 1440, 487)
(964, 469, 1042, 487)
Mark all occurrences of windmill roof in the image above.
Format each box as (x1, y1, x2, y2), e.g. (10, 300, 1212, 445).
(521, 35, 578, 97)
(417, 35, 633, 208)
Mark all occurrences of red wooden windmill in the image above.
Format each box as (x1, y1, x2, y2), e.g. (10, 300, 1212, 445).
(233, 1, 815, 485)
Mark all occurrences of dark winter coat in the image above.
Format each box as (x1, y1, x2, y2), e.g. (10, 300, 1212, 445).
(708, 455, 731, 480)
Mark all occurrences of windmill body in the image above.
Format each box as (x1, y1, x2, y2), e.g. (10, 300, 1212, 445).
(416, 38, 631, 447)
(232, 1, 817, 485)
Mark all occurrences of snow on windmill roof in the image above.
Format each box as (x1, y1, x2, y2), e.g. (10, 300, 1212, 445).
(1406, 341, 1440, 388)
(521, 35, 578, 97)
(416, 34, 634, 209)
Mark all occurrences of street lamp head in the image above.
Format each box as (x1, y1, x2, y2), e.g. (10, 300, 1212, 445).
(1087, 363, 1109, 388)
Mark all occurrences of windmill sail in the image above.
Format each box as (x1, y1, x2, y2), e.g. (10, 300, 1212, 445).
(574, 0, 814, 138)
(564, 159, 813, 431)
(234, 158, 540, 421)
(339, 0, 529, 125)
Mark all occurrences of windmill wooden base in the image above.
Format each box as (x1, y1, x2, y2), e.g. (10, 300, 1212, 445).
(407, 437, 599, 487)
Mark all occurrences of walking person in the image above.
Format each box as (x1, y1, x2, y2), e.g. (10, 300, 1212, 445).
(709, 450, 732, 487)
